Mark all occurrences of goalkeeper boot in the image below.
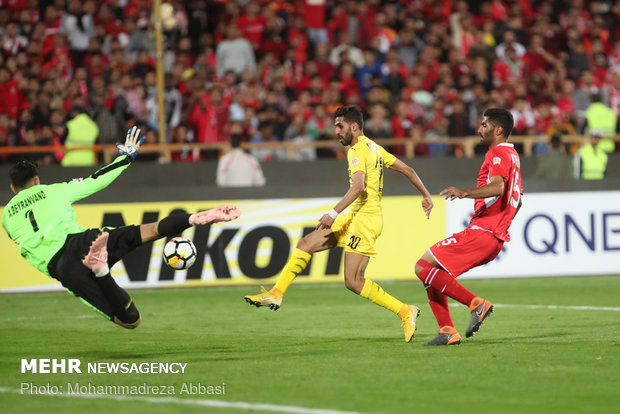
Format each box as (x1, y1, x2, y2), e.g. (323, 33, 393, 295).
(422, 326, 461, 346)
(190, 205, 241, 225)
(244, 287, 283, 311)
(466, 297, 494, 338)
(401, 305, 420, 343)
(82, 232, 109, 274)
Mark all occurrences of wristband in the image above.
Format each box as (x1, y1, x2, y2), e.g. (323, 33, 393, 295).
(328, 209, 338, 219)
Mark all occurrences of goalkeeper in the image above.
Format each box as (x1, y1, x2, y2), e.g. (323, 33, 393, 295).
(2, 127, 241, 329)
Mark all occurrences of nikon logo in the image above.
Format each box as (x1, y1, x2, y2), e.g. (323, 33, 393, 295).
(103, 209, 343, 282)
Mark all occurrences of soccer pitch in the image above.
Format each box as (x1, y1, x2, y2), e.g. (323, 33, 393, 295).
(1, 276, 619, 414)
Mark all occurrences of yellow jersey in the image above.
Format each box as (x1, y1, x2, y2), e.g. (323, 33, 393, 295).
(347, 136, 396, 215)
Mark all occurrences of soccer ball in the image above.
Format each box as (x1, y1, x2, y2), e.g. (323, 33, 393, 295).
(163, 237, 197, 270)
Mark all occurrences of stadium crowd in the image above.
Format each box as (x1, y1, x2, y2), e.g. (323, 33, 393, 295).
(1, 0, 620, 165)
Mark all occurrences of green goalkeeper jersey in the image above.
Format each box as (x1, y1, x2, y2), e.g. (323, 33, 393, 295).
(2, 155, 132, 277)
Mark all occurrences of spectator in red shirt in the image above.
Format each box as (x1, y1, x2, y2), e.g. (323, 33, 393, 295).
(287, 13, 308, 64)
(2, 21, 28, 56)
(296, 60, 320, 92)
(339, 61, 360, 99)
(522, 34, 559, 79)
(260, 11, 286, 60)
(448, 99, 475, 138)
(326, 3, 347, 44)
(237, 2, 266, 51)
(189, 85, 230, 158)
(96, 3, 124, 38)
(0, 66, 26, 120)
(391, 100, 415, 156)
(591, 52, 609, 88)
(492, 45, 523, 88)
(0, 125, 14, 163)
(311, 42, 336, 81)
(174, 36, 195, 69)
(555, 79, 576, 122)
(304, 0, 327, 47)
(416, 45, 440, 90)
(171, 124, 203, 162)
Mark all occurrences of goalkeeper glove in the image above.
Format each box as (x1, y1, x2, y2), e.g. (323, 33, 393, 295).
(116, 126, 146, 160)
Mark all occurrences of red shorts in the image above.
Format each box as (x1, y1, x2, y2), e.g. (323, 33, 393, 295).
(428, 227, 504, 277)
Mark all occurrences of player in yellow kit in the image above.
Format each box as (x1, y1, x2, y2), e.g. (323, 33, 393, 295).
(245, 105, 433, 342)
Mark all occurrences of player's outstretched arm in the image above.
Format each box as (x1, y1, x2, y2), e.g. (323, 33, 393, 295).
(388, 158, 433, 219)
(441, 175, 504, 200)
(62, 127, 144, 203)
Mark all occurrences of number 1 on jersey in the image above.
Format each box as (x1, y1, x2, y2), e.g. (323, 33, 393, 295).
(25, 209, 39, 232)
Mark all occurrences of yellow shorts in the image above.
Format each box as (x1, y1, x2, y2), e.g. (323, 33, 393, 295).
(332, 212, 383, 257)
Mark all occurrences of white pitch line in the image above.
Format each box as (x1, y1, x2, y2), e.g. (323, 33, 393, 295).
(0, 387, 363, 414)
(14, 303, 620, 323)
(448, 303, 620, 312)
(494, 303, 620, 312)
(15, 303, 620, 323)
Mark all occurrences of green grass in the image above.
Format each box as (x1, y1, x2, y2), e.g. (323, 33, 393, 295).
(1, 276, 619, 414)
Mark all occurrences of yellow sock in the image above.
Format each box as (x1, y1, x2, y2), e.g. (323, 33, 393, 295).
(359, 279, 403, 315)
(272, 248, 311, 294)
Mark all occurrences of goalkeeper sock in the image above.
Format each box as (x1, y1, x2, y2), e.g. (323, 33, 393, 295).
(157, 213, 192, 237)
(272, 248, 311, 294)
(94, 274, 134, 319)
(360, 279, 403, 315)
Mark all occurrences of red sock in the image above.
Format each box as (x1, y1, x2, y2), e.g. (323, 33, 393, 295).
(426, 284, 454, 328)
(417, 263, 475, 306)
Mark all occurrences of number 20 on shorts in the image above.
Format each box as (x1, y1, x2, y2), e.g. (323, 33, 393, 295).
(347, 236, 361, 249)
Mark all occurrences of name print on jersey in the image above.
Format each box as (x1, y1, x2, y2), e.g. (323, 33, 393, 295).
(6, 190, 46, 217)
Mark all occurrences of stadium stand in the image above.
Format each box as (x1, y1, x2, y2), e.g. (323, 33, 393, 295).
(1, 0, 620, 164)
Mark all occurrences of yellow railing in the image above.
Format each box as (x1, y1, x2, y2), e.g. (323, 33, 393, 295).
(0, 135, 617, 163)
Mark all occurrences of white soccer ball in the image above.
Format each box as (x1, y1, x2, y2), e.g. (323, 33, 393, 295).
(163, 237, 197, 270)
